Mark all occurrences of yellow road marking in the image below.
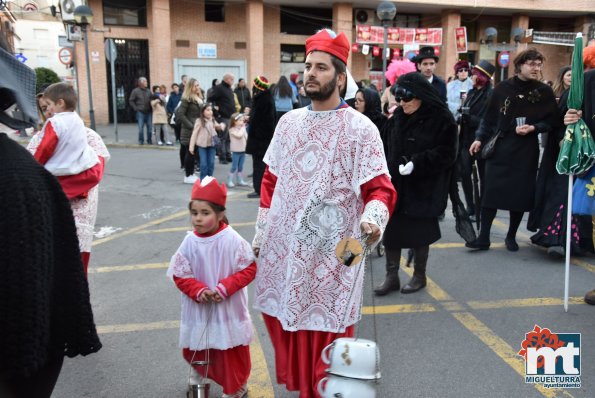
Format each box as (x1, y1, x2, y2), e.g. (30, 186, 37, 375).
(97, 320, 179, 334)
(248, 329, 275, 398)
(441, 301, 465, 312)
(88, 262, 169, 273)
(92, 210, 188, 246)
(361, 303, 436, 314)
(400, 263, 454, 302)
(96, 320, 273, 396)
(468, 297, 585, 309)
(452, 312, 574, 398)
(492, 218, 595, 273)
(570, 257, 595, 273)
(135, 221, 256, 234)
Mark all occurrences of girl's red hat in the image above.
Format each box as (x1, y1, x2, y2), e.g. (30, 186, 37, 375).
(191, 176, 227, 207)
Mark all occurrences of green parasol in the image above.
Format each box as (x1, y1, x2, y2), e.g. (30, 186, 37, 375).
(554, 33, 595, 312)
(556, 33, 595, 175)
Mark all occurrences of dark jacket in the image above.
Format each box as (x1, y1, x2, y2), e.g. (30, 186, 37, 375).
(459, 85, 493, 149)
(384, 103, 457, 217)
(0, 133, 102, 379)
(431, 75, 447, 103)
(166, 91, 182, 115)
(246, 89, 276, 157)
(234, 86, 252, 112)
(476, 76, 558, 211)
(208, 81, 235, 119)
(129, 87, 152, 113)
(178, 98, 202, 145)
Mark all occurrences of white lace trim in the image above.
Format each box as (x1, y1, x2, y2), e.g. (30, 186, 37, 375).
(27, 129, 109, 253)
(360, 199, 390, 249)
(252, 207, 269, 249)
(254, 107, 389, 332)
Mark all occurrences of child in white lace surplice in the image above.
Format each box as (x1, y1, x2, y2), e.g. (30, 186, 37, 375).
(166, 177, 256, 396)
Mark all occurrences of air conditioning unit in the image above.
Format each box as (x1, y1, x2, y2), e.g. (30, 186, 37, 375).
(354, 9, 379, 26)
(60, 0, 85, 23)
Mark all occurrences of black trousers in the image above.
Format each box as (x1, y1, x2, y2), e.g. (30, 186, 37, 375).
(0, 353, 64, 398)
(252, 153, 265, 194)
(182, 144, 196, 177)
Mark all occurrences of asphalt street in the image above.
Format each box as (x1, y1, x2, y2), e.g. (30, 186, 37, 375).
(50, 141, 594, 398)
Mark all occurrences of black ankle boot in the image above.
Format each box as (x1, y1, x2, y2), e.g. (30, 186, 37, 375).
(374, 266, 400, 296)
(401, 275, 427, 294)
(505, 237, 519, 251)
(465, 238, 490, 250)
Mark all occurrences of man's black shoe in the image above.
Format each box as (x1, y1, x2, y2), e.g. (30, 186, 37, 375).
(247, 191, 260, 198)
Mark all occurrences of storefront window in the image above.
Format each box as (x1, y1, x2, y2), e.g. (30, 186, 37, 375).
(205, 1, 225, 22)
(280, 7, 332, 35)
(103, 0, 147, 27)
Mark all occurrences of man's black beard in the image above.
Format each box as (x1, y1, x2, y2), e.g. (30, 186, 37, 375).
(305, 76, 337, 101)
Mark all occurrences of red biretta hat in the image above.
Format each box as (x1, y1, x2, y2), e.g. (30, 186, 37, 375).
(305, 29, 350, 64)
(191, 176, 227, 207)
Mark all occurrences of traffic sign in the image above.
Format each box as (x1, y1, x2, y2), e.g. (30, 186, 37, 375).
(58, 47, 73, 65)
(105, 39, 117, 63)
(498, 51, 510, 68)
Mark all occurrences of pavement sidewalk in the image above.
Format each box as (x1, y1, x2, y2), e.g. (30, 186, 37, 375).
(95, 123, 177, 149)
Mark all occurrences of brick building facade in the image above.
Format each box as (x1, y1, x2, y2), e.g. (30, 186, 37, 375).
(71, 0, 593, 125)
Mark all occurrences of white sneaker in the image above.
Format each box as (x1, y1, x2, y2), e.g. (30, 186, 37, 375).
(158, 141, 164, 146)
(166, 141, 173, 146)
(184, 175, 198, 184)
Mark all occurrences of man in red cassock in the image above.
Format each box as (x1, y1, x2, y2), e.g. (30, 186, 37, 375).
(252, 29, 397, 398)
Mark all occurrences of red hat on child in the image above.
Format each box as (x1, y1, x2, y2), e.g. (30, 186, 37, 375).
(191, 176, 227, 207)
(305, 29, 350, 65)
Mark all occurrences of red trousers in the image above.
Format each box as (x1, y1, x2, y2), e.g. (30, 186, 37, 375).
(183, 345, 250, 395)
(262, 313, 355, 398)
(81, 252, 90, 277)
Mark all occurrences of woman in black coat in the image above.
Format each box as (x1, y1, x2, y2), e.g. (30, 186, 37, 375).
(457, 61, 495, 217)
(375, 72, 458, 295)
(467, 49, 559, 251)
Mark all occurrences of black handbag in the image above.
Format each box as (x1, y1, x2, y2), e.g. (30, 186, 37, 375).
(481, 131, 502, 159)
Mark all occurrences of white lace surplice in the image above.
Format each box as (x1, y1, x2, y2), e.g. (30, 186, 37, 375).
(167, 227, 255, 350)
(254, 107, 389, 333)
(27, 129, 110, 252)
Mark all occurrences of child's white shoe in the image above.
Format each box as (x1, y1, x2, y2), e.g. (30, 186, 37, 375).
(222, 384, 247, 398)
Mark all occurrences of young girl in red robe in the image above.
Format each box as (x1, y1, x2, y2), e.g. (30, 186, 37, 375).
(167, 177, 256, 398)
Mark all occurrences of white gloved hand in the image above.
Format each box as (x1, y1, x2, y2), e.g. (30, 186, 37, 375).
(398, 161, 414, 175)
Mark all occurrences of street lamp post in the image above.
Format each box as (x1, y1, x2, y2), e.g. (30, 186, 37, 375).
(73, 5, 95, 131)
(376, 2, 397, 93)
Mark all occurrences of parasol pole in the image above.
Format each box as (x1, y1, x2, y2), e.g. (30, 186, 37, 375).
(564, 175, 572, 312)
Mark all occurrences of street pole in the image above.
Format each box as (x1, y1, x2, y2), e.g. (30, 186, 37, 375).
(382, 20, 389, 93)
(82, 26, 96, 131)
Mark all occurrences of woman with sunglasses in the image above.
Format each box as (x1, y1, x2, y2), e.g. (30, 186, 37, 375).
(374, 72, 457, 295)
(446, 60, 473, 118)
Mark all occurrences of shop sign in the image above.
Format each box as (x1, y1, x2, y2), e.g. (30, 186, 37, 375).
(356, 26, 442, 45)
(197, 43, 217, 59)
(455, 27, 468, 53)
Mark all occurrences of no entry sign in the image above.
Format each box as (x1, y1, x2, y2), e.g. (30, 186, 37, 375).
(498, 51, 510, 68)
(58, 47, 73, 65)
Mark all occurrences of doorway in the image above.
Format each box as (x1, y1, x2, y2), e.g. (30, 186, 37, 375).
(106, 39, 150, 123)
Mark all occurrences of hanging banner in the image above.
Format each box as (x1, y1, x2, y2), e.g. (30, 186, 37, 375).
(356, 26, 442, 45)
(455, 27, 468, 53)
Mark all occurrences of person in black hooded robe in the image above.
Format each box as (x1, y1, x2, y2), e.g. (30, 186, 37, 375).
(354, 87, 387, 146)
(374, 72, 457, 295)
